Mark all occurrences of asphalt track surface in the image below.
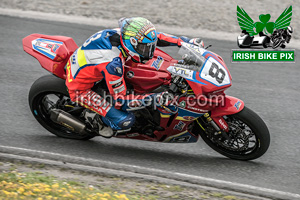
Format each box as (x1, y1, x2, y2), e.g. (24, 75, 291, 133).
(0, 15, 299, 196)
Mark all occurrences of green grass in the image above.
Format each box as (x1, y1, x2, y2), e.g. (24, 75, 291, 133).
(0, 161, 252, 200)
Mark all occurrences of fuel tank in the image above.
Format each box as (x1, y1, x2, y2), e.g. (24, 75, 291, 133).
(124, 48, 177, 93)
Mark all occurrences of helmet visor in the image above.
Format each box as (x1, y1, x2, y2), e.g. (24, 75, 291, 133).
(133, 40, 157, 60)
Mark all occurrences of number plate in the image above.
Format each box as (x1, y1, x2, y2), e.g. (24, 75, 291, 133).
(200, 57, 231, 86)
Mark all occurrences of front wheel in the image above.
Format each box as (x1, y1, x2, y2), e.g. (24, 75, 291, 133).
(197, 106, 270, 160)
(272, 38, 283, 49)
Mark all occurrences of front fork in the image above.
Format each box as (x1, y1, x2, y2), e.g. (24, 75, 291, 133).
(203, 113, 223, 132)
(196, 113, 231, 141)
(197, 96, 245, 136)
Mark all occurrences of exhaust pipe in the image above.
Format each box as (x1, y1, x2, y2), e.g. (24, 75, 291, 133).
(50, 109, 87, 134)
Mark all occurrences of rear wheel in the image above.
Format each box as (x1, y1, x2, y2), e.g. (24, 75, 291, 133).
(29, 75, 96, 140)
(196, 106, 270, 160)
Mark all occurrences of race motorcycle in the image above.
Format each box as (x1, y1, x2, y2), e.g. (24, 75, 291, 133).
(23, 33, 270, 160)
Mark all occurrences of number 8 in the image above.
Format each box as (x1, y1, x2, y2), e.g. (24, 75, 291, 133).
(209, 63, 225, 84)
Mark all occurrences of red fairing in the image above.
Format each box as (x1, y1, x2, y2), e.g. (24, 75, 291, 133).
(187, 51, 232, 96)
(211, 96, 244, 117)
(22, 34, 78, 79)
(124, 48, 176, 93)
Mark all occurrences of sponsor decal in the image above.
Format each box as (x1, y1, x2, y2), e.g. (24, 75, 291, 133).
(126, 71, 134, 78)
(219, 119, 228, 130)
(52, 44, 59, 52)
(66, 62, 73, 83)
(175, 67, 188, 75)
(130, 37, 138, 47)
(78, 91, 112, 114)
(113, 85, 125, 94)
(167, 66, 193, 79)
(179, 101, 186, 108)
(174, 121, 185, 131)
(151, 56, 164, 70)
(150, 31, 156, 39)
(183, 116, 195, 121)
(71, 53, 76, 65)
(115, 67, 122, 75)
(234, 100, 242, 110)
(122, 121, 131, 127)
(32, 38, 63, 60)
(186, 106, 208, 113)
(233, 5, 294, 62)
(112, 81, 123, 88)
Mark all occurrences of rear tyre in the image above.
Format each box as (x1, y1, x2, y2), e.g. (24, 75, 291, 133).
(197, 106, 270, 160)
(29, 75, 95, 140)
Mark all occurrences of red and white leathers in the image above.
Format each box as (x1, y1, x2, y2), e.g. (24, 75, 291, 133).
(66, 28, 191, 130)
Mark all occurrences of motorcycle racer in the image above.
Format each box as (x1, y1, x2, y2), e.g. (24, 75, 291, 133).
(65, 17, 203, 137)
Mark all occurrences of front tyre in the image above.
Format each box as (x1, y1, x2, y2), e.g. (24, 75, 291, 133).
(197, 106, 270, 160)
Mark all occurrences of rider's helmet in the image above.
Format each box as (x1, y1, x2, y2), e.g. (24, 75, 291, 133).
(119, 17, 157, 63)
(287, 26, 293, 36)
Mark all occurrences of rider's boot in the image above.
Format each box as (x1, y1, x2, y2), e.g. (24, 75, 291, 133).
(83, 109, 114, 138)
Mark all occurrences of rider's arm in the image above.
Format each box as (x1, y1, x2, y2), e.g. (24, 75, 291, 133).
(156, 32, 190, 47)
(102, 57, 127, 100)
(157, 32, 204, 47)
(102, 57, 153, 101)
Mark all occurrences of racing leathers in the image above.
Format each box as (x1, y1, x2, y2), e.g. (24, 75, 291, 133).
(66, 29, 192, 130)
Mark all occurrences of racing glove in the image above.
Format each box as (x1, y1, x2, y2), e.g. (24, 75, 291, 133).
(189, 38, 204, 47)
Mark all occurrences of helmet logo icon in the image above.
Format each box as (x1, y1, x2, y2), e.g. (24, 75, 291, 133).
(130, 37, 138, 47)
(150, 31, 155, 39)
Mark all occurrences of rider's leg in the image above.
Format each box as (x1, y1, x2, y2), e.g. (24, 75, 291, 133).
(69, 90, 135, 135)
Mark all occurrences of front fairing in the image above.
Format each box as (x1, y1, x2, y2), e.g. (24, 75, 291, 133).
(167, 43, 232, 95)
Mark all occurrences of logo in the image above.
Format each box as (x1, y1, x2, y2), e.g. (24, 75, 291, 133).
(186, 106, 208, 113)
(115, 67, 122, 75)
(183, 116, 195, 121)
(233, 5, 294, 62)
(150, 31, 156, 39)
(126, 71, 134, 78)
(234, 101, 242, 110)
(31, 38, 63, 60)
(52, 44, 60, 52)
(179, 101, 186, 108)
(218, 119, 228, 130)
(151, 56, 164, 70)
(112, 81, 123, 88)
(174, 121, 185, 131)
(122, 121, 131, 127)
